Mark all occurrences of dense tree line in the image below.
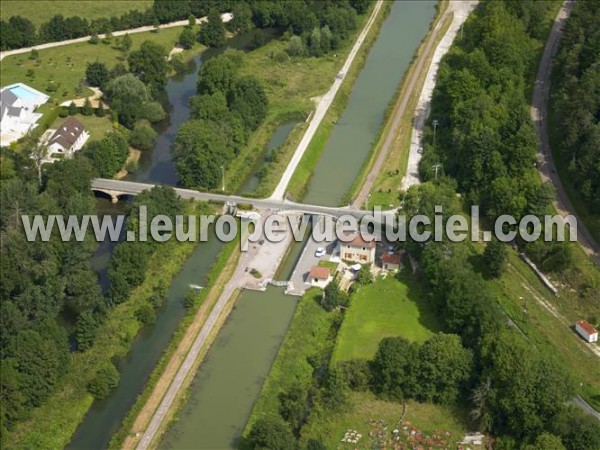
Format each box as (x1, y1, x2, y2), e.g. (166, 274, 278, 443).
(0, 155, 105, 439)
(551, 0, 600, 215)
(174, 50, 268, 190)
(419, 0, 573, 272)
(1, 0, 368, 51)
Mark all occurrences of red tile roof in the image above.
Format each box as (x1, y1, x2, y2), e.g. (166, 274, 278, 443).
(310, 266, 331, 280)
(342, 232, 376, 249)
(576, 320, 598, 335)
(382, 253, 400, 265)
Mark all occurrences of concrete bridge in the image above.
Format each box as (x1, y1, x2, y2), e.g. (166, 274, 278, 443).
(91, 178, 396, 220)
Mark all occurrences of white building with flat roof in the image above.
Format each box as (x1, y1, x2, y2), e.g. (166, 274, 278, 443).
(0, 83, 49, 146)
(575, 320, 598, 343)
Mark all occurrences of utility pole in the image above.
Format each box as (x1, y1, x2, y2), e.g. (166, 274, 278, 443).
(221, 165, 225, 192)
(432, 119, 439, 147)
(432, 163, 442, 180)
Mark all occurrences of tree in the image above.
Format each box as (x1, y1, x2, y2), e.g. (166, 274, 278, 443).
(174, 119, 234, 190)
(322, 367, 350, 411)
(88, 363, 120, 399)
(354, 265, 373, 285)
(483, 238, 507, 277)
(480, 329, 573, 439)
(28, 144, 47, 186)
(190, 92, 229, 122)
(415, 333, 472, 404)
(84, 132, 129, 177)
(522, 433, 565, 450)
(75, 310, 99, 352)
(321, 279, 348, 311)
(246, 417, 295, 450)
(287, 35, 304, 56)
(229, 76, 269, 131)
(129, 120, 157, 151)
(85, 61, 110, 88)
(81, 97, 93, 116)
(229, 3, 253, 33)
(370, 337, 419, 400)
(196, 52, 242, 95)
(128, 40, 168, 92)
(198, 9, 225, 47)
(552, 406, 600, 450)
(68, 101, 78, 116)
(121, 33, 132, 53)
(95, 102, 105, 117)
(178, 27, 195, 50)
(278, 383, 307, 432)
(104, 74, 165, 128)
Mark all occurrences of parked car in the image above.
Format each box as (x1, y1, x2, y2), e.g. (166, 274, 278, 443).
(315, 247, 326, 257)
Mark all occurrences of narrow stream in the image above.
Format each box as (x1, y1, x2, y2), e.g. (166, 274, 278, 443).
(303, 0, 437, 206)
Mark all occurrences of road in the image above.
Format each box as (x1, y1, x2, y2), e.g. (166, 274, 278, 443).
(91, 178, 395, 220)
(270, 0, 384, 201)
(530, 0, 600, 266)
(0, 13, 233, 62)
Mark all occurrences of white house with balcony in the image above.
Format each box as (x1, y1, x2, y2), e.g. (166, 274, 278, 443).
(45, 117, 89, 160)
(0, 83, 49, 146)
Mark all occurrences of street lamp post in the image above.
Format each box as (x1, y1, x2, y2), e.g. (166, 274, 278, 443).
(432, 119, 439, 147)
(221, 165, 225, 192)
(432, 163, 442, 180)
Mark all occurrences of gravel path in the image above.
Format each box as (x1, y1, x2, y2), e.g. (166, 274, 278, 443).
(401, 1, 477, 192)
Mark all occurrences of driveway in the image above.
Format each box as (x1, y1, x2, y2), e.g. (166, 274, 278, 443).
(287, 216, 335, 295)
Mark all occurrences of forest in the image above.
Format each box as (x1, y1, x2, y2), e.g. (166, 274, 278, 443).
(551, 0, 600, 216)
(419, 0, 573, 271)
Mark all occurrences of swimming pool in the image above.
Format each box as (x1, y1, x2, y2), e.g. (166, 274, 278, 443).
(9, 84, 45, 101)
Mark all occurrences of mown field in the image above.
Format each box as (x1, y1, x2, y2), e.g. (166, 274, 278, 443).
(1, 24, 202, 98)
(0, 1, 152, 26)
(333, 273, 441, 362)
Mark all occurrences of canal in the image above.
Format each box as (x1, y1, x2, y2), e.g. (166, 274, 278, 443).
(72, 0, 437, 446)
(159, 225, 308, 450)
(303, 0, 437, 206)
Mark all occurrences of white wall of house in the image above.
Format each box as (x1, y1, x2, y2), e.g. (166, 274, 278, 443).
(342, 244, 375, 264)
(576, 322, 598, 343)
(311, 275, 332, 289)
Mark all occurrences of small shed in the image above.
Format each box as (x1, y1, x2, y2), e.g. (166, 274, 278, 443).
(575, 320, 598, 343)
(309, 266, 332, 289)
(382, 253, 401, 271)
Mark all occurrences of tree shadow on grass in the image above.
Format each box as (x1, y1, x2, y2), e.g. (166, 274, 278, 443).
(395, 270, 446, 335)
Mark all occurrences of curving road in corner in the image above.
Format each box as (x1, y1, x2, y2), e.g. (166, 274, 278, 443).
(531, 0, 600, 266)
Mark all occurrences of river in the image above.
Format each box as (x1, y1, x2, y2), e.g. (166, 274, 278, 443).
(303, 0, 437, 206)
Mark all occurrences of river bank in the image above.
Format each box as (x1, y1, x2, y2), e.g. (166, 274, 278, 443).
(4, 202, 214, 450)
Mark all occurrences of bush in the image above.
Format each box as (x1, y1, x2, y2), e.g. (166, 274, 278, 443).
(88, 363, 120, 399)
(129, 120, 157, 151)
(135, 303, 155, 325)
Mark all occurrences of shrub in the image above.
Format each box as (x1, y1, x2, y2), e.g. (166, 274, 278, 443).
(88, 363, 120, 399)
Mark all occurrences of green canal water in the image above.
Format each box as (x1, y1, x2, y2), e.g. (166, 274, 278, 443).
(159, 223, 309, 449)
(303, 0, 437, 206)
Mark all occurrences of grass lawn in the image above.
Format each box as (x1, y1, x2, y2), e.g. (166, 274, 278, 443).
(300, 391, 467, 449)
(333, 272, 441, 362)
(244, 289, 339, 434)
(1, 25, 203, 99)
(0, 1, 152, 26)
(50, 113, 113, 141)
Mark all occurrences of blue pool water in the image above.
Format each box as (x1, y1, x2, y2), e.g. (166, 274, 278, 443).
(10, 85, 42, 100)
